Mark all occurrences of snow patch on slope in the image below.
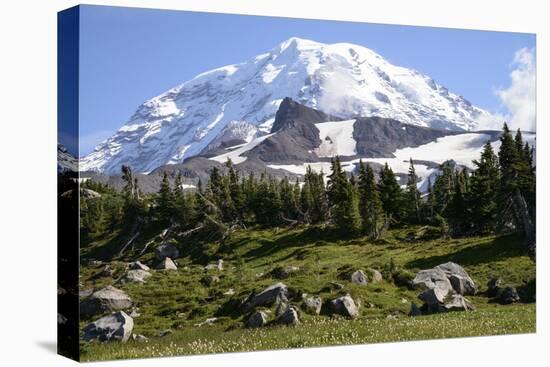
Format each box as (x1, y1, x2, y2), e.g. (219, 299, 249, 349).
(269, 132, 535, 191)
(314, 120, 357, 157)
(209, 133, 276, 164)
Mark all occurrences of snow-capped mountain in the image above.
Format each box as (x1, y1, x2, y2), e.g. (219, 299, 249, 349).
(81, 37, 498, 175)
(58, 143, 78, 173)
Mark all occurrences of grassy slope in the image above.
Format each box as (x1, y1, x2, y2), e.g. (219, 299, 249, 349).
(79, 225, 536, 361)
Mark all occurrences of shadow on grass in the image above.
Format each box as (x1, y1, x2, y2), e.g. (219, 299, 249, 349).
(242, 226, 347, 261)
(405, 234, 528, 269)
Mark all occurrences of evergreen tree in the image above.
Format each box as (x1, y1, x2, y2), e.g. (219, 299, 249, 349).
(327, 156, 360, 233)
(377, 163, 404, 224)
(469, 141, 499, 234)
(405, 158, 421, 223)
(156, 172, 175, 224)
(279, 176, 298, 220)
(358, 161, 385, 238)
(432, 161, 454, 216)
(447, 168, 470, 235)
(497, 124, 535, 239)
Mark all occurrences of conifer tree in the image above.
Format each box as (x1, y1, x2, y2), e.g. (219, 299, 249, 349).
(405, 158, 421, 223)
(469, 141, 499, 234)
(377, 163, 404, 224)
(156, 172, 175, 224)
(358, 160, 385, 238)
(327, 156, 360, 233)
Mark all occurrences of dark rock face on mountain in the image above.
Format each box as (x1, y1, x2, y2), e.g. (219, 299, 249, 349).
(352, 117, 456, 157)
(245, 98, 338, 164)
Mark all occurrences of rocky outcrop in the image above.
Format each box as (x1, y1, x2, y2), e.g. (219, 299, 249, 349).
(247, 283, 288, 309)
(80, 286, 133, 318)
(82, 311, 134, 342)
(435, 262, 477, 295)
(412, 263, 476, 314)
(330, 294, 359, 318)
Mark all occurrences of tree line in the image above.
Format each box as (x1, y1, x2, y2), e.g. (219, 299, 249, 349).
(81, 124, 535, 247)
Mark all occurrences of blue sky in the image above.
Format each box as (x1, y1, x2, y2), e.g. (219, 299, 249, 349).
(76, 5, 535, 155)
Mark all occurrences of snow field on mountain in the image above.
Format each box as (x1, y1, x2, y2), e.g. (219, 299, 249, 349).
(268, 132, 535, 191)
(314, 120, 357, 157)
(209, 133, 276, 164)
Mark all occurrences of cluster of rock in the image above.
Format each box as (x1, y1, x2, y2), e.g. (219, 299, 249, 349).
(410, 262, 476, 315)
(487, 278, 521, 304)
(243, 282, 361, 328)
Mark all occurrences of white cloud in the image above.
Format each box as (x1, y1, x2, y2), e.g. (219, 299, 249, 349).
(496, 48, 536, 132)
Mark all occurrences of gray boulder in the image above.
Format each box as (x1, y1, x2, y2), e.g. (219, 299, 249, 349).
(129, 261, 150, 271)
(369, 269, 383, 283)
(156, 257, 177, 271)
(350, 270, 368, 286)
(330, 294, 359, 318)
(487, 278, 502, 297)
(278, 306, 300, 326)
(495, 287, 521, 304)
(435, 262, 477, 295)
(418, 287, 449, 312)
(119, 269, 151, 284)
(100, 264, 115, 278)
(247, 311, 268, 328)
(82, 311, 134, 342)
(412, 268, 453, 295)
(302, 296, 322, 315)
(248, 283, 288, 308)
(80, 286, 133, 318)
(155, 243, 179, 260)
(444, 295, 475, 312)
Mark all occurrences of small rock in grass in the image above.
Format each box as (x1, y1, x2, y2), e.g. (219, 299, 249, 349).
(302, 296, 322, 315)
(330, 294, 359, 318)
(350, 270, 368, 286)
(247, 311, 268, 328)
(278, 306, 300, 326)
(156, 257, 177, 270)
(129, 261, 150, 271)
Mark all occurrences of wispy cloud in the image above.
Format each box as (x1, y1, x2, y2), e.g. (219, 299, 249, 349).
(497, 48, 536, 132)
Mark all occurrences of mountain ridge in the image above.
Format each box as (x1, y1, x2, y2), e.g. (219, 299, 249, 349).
(80, 37, 498, 175)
